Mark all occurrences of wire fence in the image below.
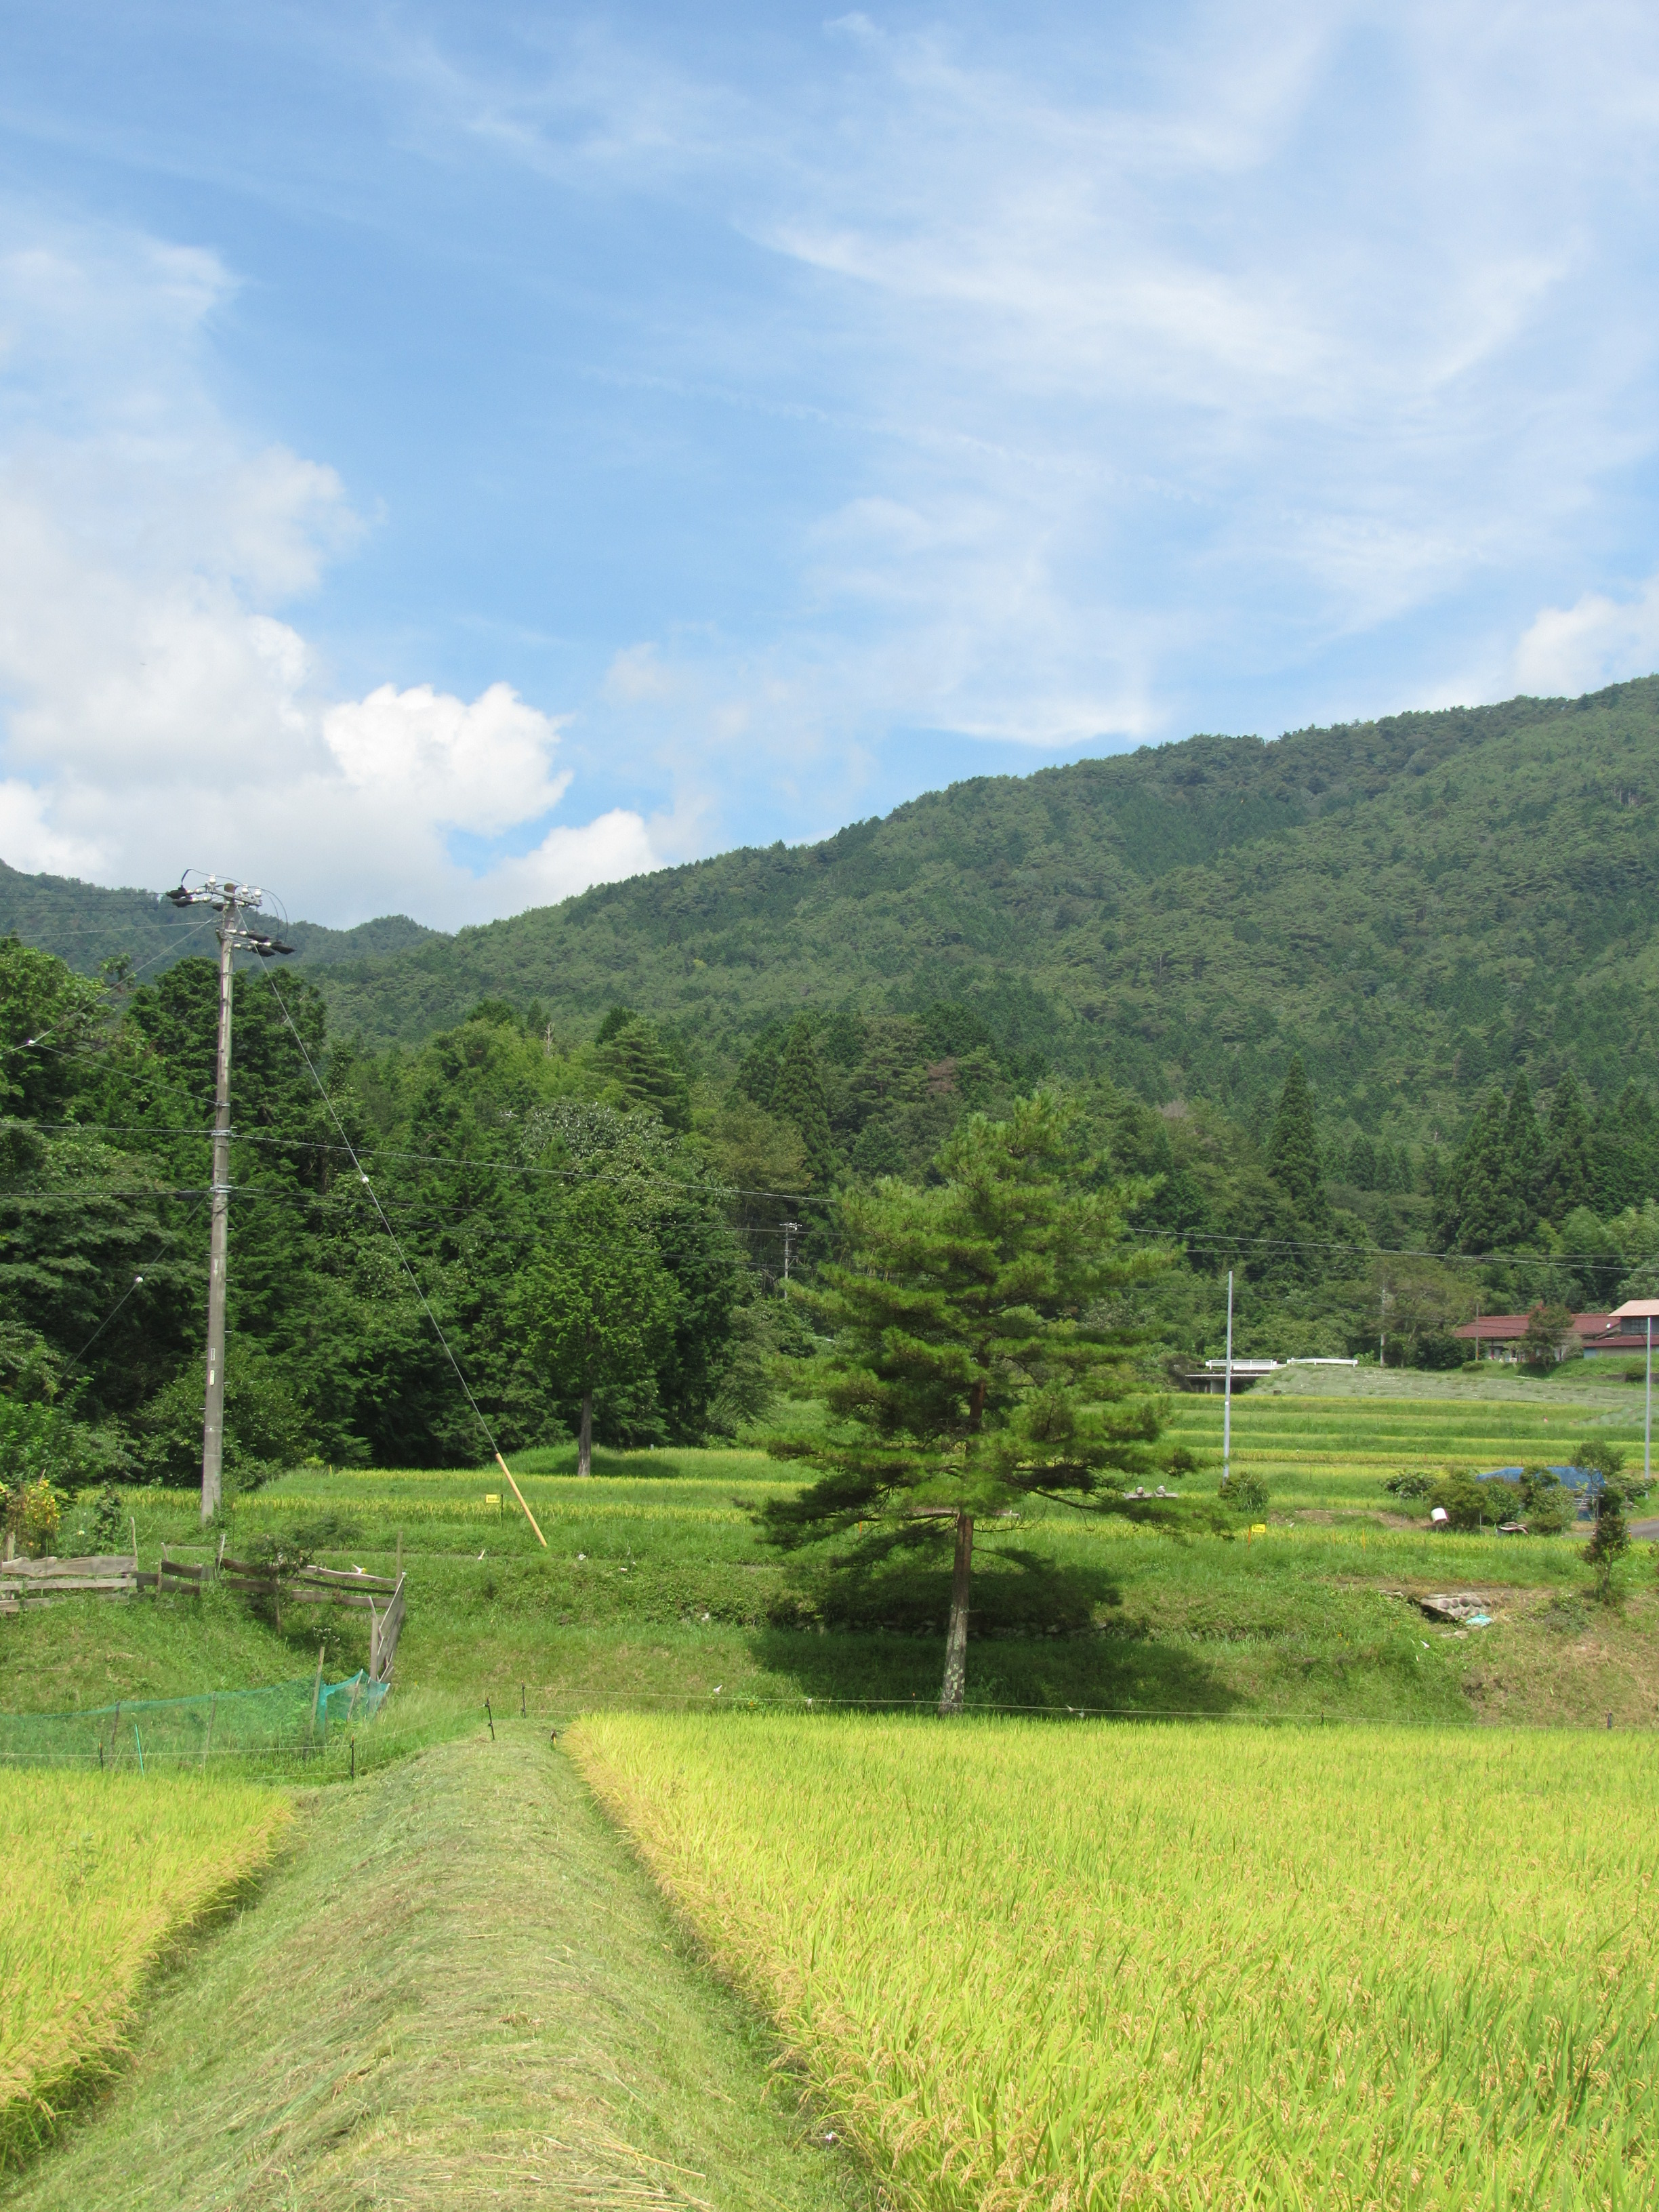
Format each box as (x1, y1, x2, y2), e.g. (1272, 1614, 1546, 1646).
(0, 1672, 387, 1771)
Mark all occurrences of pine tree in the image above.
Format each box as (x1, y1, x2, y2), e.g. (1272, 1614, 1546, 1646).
(771, 1018, 836, 1190)
(594, 1016, 691, 1133)
(1593, 1083, 1648, 1215)
(1437, 1089, 1511, 1252)
(1540, 1071, 1595, 1223)
(761, 1094, 1184, 1714)
(1266, 1057, 1326, 1219)
(735, 1031, 781, 1112)
(1502, 1072, 1542, 1237)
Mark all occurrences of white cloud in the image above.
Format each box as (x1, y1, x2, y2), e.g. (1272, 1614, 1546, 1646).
(423, 0, 1659, 761)
(1512, 577, 1659, 697)
(323, 682, 572, 835)
(0, 213, 663, 927)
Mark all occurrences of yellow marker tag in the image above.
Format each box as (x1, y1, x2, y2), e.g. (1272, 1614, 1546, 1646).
(1250, 1523, 1267, 1536)
(485, 1493, 501, 1505)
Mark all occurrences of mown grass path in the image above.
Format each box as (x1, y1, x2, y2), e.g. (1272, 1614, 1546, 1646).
(1, 1732, 872, 2212)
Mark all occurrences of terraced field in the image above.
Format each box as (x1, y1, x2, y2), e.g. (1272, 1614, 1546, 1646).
(3, 1378, 1652, 1733)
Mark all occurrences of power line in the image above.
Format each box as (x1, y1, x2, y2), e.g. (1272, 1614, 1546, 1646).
(255, 966, 511, 1466)
(64, 1199, 208, 1371)
(5, 1168, 1651, 1272)
(28, 1121, 812, 1203)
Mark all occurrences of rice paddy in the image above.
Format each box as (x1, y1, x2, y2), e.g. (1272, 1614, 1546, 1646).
(573, 1710, 1659, 2211)
(0, 1769, 288, 2165)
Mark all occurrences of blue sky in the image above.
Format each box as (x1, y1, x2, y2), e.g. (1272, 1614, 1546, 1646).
(3, 2, 1659, 926)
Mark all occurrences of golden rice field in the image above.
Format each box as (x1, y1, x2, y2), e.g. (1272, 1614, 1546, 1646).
(0, 1772, 289, 2164)
(573, 1713, 1659, 2211)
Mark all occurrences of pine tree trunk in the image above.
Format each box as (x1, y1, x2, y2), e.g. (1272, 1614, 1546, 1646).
(937, 1510, 974, 1715)
(578, 1390, 593, 1478)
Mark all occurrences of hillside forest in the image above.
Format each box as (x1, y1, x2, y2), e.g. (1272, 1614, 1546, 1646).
(7, 861, 1659, 1489)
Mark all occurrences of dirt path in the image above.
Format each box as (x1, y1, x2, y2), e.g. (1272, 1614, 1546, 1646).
(3, 1729, 872, 2211)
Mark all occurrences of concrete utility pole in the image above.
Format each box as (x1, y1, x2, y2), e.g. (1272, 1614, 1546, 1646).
(1221, 1269, 1234, 1488)
(164, 876, 293, 1523)
(781, 1219, 801, 1288)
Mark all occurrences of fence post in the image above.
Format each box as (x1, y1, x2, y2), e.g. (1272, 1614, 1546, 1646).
(202, 1691, 216, 1769)
(310, 1645, 325, 1740)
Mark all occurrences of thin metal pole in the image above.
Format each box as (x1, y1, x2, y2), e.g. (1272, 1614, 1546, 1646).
(201, 905, 237, 1523)
(1222, 1269, 1234, 1488)
(1646, 1315, 1652, 1489)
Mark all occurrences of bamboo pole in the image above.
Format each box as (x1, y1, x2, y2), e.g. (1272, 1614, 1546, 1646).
(495, 1452, 547, 1547)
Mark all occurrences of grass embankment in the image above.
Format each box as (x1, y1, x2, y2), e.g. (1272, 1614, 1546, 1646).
(3, 1388, 1654, 1734)
(2, 1730, 871, 2212)
(0, 1772, 286, 2167)
(575, 1711, 1659, 2211)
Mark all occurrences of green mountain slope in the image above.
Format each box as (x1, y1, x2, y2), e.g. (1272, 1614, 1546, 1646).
(0, 860, 434, 980)
(7, 679, 1658, 1139)
(312, 681, 1658, 1135)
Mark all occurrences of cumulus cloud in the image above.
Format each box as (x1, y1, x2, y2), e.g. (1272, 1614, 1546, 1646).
(1511, 578, 1659, 698)
(0, 214, 661, 927)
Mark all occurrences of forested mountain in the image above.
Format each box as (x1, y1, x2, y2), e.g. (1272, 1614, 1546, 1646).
(291, 679, 1659, 1149)
(0, 860, 434, 980)
(9, 677, 1659, 1490)
(17, 680, 1659, 1158)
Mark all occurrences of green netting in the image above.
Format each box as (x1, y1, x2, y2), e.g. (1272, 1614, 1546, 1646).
(0, 1672, 388, 1769)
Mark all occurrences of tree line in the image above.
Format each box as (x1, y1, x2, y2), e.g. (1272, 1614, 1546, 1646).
(9, 917, 1659, 1523)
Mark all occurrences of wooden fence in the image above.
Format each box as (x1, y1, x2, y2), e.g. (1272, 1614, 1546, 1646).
(1, 1547, 409, 1683)
(0, 1553, 140, 1614)
(218, 1558, 408, 1684)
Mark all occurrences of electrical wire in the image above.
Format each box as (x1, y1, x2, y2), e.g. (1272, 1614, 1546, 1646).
(255, 966, 511, 1462)
(0, 916, 220, 1062)
(31, 1120, 811, 1204)
(64, 1198, 208, 1372)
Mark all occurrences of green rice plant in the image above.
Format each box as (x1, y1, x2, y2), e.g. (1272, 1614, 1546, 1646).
(0, 1770, 287, 2164)
(573, 1712, 1659, 2211)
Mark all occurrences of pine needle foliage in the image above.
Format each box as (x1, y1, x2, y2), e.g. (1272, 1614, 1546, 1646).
(760, 1093, 1185, 1709)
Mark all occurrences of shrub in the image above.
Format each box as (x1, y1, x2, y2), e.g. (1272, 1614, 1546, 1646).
(1382, 1471, 1434, 1499)
(1427, 1470, 1492, 1532)
(65, 1485, 129, 1555)
(1220, 1472, 1269, 1513)
(1517, 1466, 1572, 1534)
(1584, 1492, 1630, 1602)
(1, 1477, 64, 1557)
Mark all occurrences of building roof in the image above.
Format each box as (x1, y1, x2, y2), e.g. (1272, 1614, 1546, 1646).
(1453, 1312, 1614, 1342)
(1612, 1299, 1659, 1320)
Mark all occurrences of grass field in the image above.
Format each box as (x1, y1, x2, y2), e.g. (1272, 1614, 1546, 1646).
(3, 1375, 1658, 2205)
(3, 1381, 1656, 1736)
(573, 1710, 1659, 2211)
(0, 1770, 287, 2167)
(1, 1731, 871, 2212)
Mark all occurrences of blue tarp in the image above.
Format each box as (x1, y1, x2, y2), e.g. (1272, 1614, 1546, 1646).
(1477, 1465, 1601, 1517)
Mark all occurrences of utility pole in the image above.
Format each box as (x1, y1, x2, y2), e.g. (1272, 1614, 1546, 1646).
(1221, 1268, 1234, 1489)
(781, 1219, 801, 1290)
(164, 876, 293, 1523)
